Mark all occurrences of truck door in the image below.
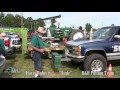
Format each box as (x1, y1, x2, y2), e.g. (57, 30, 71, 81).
(112, 29, 120, 52)
(108, 28, 120, 60)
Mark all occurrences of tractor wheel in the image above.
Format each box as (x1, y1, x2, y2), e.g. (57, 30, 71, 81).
(69, 29, 84, 40)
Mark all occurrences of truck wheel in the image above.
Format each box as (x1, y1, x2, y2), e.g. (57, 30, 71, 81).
(83, 54, 107, 72)
(69, 29, 83, 40)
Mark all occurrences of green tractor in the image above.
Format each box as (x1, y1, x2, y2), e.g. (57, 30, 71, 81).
(35, 15, 84, 41)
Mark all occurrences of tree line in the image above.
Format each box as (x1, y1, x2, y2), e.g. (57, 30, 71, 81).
(0, 12, 45, 30)
(0, 12, 94, 31)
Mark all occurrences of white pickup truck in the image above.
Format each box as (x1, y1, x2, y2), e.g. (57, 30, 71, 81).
(6, 32, 21, 50)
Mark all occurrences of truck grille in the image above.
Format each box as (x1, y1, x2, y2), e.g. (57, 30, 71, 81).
(66, 44, 73, 54)
(66, 44, 81, 56)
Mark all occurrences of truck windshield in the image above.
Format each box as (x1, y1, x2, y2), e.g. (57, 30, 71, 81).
(93, 27, 112, 40)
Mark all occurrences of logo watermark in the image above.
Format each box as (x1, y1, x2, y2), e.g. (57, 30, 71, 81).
(26, 70, 72, 76)
(26, 71, 51, 76)
(59, 71, 72, 76)
(82, 71, 114, 76)
(4, 67, 20, 75)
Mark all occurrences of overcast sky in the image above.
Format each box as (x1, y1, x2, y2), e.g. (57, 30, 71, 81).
(4, 12, 120, 29)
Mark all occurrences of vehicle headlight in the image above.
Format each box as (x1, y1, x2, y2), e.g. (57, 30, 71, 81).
(72, 46, 81, 51)
(72, 46, 81, 56)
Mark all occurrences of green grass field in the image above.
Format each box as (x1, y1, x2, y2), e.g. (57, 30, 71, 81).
(1, 51, 120, 78)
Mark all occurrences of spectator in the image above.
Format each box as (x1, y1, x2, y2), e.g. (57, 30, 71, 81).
(31, 27, 47, 78)
(0, 32, 6, 56)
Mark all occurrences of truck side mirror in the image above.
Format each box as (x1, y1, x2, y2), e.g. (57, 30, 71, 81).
(114, 35, 120, 39)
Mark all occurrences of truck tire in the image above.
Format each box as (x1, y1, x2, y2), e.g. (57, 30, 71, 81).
(69, 29, 84, 40)
(83, 54, 107, 72)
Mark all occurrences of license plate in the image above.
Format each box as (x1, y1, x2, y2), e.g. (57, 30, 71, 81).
(13, 40, 18, 44)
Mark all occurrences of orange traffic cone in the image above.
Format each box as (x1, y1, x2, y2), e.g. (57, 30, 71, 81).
(107, 64, 113, 78)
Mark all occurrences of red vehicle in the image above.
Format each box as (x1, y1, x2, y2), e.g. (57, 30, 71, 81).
(27, 30, 36, 38)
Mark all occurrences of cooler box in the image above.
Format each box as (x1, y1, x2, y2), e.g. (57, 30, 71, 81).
(52, 52, 62, 69)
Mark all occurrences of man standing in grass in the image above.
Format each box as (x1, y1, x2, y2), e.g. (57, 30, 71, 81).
(31, 27, 47, 78)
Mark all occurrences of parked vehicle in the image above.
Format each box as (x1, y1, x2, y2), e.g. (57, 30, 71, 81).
(66, 26, 120, 72)
(6, 32, 21, 50)
(6, 32, 19, 38)
(27, 30, 36, 38)
(0, 55, 6, 75)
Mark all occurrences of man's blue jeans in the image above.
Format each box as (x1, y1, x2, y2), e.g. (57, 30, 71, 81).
(32, 52, 42, 71)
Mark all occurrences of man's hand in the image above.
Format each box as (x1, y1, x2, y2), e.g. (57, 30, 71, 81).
(31, 46, 44, 53)
(43, 48, 49, 52)
(38, 49, 44, 53)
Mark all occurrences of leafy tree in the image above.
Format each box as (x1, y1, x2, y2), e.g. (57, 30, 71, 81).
(93, 28, 97, 31)
(14, 14, 21, 27)
(0, 12, 5, 27)
(0, 12, 46, 29)
(37, 18, 45, 27)
(85, 23, 92, 31)
(33, 18, 45, 30)
(24, 17, 33, 29)
(4, 13, 15, 27)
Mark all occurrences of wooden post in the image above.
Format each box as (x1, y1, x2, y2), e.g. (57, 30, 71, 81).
(84, 29, 86, 38)
(21, 13, 24, 28)
(90, 28, 93, 40)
